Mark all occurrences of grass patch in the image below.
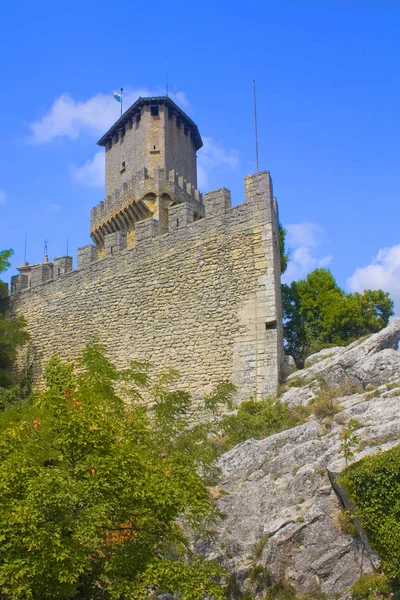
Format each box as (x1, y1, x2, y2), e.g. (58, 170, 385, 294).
(310, 379, 362, 419)
(386, 381, 400, 391)
(365, 389, 380, 400)
(335, 509, 358, 536)
(216, 398, 309, 449)
(351, 574, 391, 600)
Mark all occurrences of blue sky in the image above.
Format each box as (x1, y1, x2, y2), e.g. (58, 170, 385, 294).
(1, 0, 399, 312)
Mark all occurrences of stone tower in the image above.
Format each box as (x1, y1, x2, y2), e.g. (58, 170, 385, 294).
(91, 97, 204, 251)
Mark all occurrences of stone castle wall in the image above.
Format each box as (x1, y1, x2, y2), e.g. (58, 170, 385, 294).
(3, 171, 282, 401)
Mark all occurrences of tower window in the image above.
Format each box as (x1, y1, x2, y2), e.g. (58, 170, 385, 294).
(176, 118, 181, 129)
(136, 113, 141, 124)
(120, 161, 126, 174)
(150, 105, 159, 117)
(184, 127, 188, 136)
(120, 128, 125, 142)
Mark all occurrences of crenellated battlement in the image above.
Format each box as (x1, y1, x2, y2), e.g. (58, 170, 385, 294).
(90, 167, 203, 248)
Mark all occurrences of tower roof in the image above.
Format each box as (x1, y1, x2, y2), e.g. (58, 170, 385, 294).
(97, 96, 203, 150)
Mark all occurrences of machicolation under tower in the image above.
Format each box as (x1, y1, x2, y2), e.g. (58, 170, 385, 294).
(4, 95, 283, 401)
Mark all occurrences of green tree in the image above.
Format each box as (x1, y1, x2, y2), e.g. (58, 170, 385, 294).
(282, 268, 394, 367)
(0, 344, 233, 599)
(0, 250, 29, 395)
(278, 223, 289, 275)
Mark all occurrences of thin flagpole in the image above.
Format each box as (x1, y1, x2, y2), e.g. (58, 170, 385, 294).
(120, 88, 123, 115)
(253, 79, 259, 173)
(165, 60, 168, 96)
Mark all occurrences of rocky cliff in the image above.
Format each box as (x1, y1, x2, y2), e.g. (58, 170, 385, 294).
(200, 319, 400, 597)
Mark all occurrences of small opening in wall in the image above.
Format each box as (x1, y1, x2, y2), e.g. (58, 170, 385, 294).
(153, 145, 156, 150)
(176, 118, 181, 129)
(176, 218, 179, 227)
(136, 113, 141, 123)
(57, 268, 61, 276)
(120, 161, 126, 174)
(150, 105, 159, 117)
(265, 320, 277, 331)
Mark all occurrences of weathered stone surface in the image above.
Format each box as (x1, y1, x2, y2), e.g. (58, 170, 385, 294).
(304, 346, 343, 368)
(200, 324, 400, 597)
(287, 318, 400, 389)
(281, 354, 297, 380)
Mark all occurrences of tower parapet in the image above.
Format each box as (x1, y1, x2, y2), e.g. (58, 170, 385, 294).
(90, 167, 203, 248)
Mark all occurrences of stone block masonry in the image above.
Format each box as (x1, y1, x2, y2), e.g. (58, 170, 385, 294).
(4, 171, 282, 401)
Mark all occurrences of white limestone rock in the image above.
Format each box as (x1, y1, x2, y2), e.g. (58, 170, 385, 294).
(286, 318, 400, 393)
(199, 321, 400, 597)
(304, 346, 344, 368)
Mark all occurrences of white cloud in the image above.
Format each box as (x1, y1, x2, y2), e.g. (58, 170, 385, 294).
(70, 151, 105, 188)
(286, 222, 324, 249)
(282, 222, 332, 283)
(197, 136, 240, 189)
(0, 189, 6, 205)
(29, 88, 190, 144)
(347, 245, 400, 314)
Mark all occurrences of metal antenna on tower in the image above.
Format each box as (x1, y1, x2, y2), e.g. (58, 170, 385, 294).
(24, 232, 27, 263)
(165, 60, 168, 96)
(44, 239, 49, 262)
(253, 79, 259, 173)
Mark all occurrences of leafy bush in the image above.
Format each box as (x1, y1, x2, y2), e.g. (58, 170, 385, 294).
(340, 444, 400, 580)
(219, 398, 308, 448)
(0, 343, 232, 599)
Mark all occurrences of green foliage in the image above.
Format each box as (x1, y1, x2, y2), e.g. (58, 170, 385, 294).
(0, 249, 29, 392)
(340, 444, 400, 580)
(218, 397, 308, 449)
(278, 223, 290, 275)
(0, 343, 233, 599)
(350, 574, 391, 600)
(339, 419, 360, 464)
(247, 564, 271, 589)
(0, 249, 13, 276)
(282, 268, 394, 367)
